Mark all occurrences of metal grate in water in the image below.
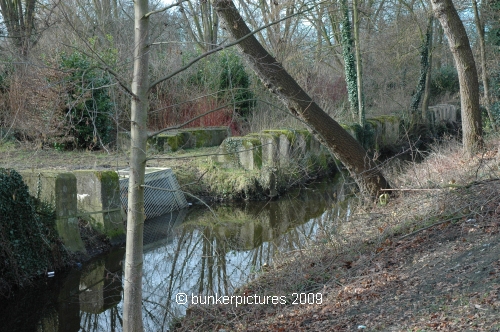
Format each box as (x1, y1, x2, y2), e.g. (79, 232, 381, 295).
(118, 167, 188, 219)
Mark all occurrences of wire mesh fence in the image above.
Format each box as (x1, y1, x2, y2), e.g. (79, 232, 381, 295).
(118, 168, 188, 219)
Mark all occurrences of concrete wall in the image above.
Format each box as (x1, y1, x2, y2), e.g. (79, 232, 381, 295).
(428, 104, 457, 124)
(118, 126, 229, 153)
(212, 106, 457, 195)
(20, 170, 127, 253)
(20, 167, 188, 252)
(20, 170, 86, 253)
(73, 170, 126, 245)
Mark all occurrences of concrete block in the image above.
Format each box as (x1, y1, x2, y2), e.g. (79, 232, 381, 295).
(218, 137, 262, 170)
(19, 170, 85, 253)
(124, 127, 229, 153)
(73, 170, 126, 244)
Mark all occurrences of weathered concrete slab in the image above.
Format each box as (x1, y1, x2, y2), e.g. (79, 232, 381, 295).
(119, 127, 229, 153)
(217, 136, 263, 170)
(366, 115, 400, 149)
(73, 170, 126, 244)
(428, 104, 457, 124)
(19, 170, 85, 253)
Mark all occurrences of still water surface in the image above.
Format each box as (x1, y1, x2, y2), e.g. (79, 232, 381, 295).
(0, 175, 353, 331)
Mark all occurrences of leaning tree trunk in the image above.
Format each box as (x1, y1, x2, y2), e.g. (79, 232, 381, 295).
(431, 0, 483, 155)
(123, 0, 149, 330)
(213, 0, 389, 197)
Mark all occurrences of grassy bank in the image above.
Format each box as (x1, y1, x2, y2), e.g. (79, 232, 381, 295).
(173, 136, 500, 331)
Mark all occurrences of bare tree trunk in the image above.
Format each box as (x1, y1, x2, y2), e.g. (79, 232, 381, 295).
(422, 17, 434, 121)
(339, 0, 359, 121)
(412, 15, 433, 122)
(353, 0, 365, 126)
(431, 0, 483, 155)
(472, 0, 497, 131)
(0, 0, 37, 56)
(123, 0, 149, 330)
(213, 0, 389, 197)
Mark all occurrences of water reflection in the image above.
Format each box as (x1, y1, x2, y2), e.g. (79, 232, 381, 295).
(0, 175, 353, 331)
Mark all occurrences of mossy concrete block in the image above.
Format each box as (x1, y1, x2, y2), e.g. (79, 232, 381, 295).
(73, 170, 125, 244)
(366, 116, 400, 150)
(128, 127, 229, 153)
(148, 131, 188, 153)
(374, 115, 400, 146)
(262, 130, 295, 166)
(248, 133, 279, 168)
(340, 123, 361, 141)
(184, 127, 229, 148)
(19, 170, 85, 253)
(218, 136, 262, 170)
(429, 104, 457, 123)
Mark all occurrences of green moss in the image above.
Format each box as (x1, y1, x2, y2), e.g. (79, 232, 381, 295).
(374, 115, 400, 124)
(167, 135, 181, 152)
(262, 129, 296, 143)
(191, 130, 211, 148)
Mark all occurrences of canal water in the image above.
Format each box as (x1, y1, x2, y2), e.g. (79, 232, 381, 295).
(0, 174, 354, 331)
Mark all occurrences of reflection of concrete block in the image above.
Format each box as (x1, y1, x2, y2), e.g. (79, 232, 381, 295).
(73, 170, 126, 244)
(20, 170, 85, 253)
(79, 259, 105, 314)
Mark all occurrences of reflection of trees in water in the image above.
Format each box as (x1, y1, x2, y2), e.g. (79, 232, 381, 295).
(139, 178, 351, 329)
(77, 250, 124, 331)
(80, 306, 121, 332)
(57, 177, 351, 331)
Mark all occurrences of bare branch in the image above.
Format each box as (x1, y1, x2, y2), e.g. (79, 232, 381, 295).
(147, 99, 257, 138)
(144, 0, 190, 18)
(148, 3, 315, 91)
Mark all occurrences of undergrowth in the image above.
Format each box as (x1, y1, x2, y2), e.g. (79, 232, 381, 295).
(176, 135, 500, 331)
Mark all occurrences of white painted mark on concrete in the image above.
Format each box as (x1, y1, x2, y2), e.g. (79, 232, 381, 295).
(77, 194, 90, 201)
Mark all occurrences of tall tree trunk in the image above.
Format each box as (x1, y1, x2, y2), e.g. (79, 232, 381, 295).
(0, 0, 37, 56)
(213, 0, 389, 197)
(422, 17, 434, 121)
(123, 0, 149, 330)
(431, 0, 483, 155)
(472, 0, 497, 131)
(353, 0, 365, 126)
(339, 0, 359, 121)
(412, 15, 433, 121)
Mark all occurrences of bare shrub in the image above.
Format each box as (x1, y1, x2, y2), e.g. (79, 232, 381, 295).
(0, 65, 69, 146)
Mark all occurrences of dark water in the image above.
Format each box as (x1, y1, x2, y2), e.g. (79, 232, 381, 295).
(0, 174, 353, 332)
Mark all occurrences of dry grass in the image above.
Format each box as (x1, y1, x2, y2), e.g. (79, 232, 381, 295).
(175, 136, 500, 331)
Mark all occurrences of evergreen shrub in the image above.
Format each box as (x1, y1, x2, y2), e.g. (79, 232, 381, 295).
(0, 168, 65, 295)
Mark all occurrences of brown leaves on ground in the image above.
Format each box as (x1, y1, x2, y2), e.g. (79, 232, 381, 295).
(177, 166, 500, 331)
